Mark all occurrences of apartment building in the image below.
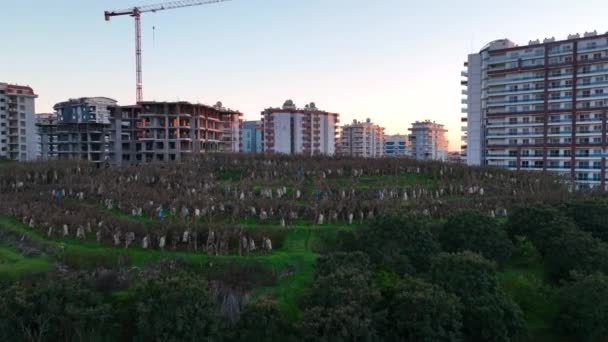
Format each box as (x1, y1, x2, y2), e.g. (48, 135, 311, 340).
(340, 119, 385, 157)
(0, 83, 38, 161)
(262, 100, 339, 156)
(43, 99, 242, 165)
(408, 120, 449, 161)
(463, 30, 608, 190)
(240, 120, 263, 153)
(53, 97, 117, 164)
(384, 134, 409, 157)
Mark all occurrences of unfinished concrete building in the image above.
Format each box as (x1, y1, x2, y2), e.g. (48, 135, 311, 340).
(110, 101, 242, 164)
(36, 113, 58, 161)
(43, 99, 242, 165)
(53, 97, 117, 165)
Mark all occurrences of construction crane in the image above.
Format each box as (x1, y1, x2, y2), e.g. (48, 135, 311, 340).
(104, 0, 232, 103)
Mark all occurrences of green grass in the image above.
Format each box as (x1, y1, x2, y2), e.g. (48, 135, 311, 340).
(0, 245, 51, 280)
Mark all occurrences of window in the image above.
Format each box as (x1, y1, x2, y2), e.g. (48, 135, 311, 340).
(594, 53, 602, 60)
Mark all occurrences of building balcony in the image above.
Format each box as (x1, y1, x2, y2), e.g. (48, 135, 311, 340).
(487, 98, 545, 106)
(486, 132, 544, 137)
(486, 75, 544, 86)
(487, 87, 545, 96)
(487, 121, 544, 127)
(487, 50, 544, 64)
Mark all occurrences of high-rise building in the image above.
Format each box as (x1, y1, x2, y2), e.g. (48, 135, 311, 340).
(463, 30, 608, 190)
(340, 118, 385, 157)
(262, 100, 339, 155)
(0, 83, 38, 161)
(240, 120, 263, 153)
(408, 120, 449, 161)
(384, 134, 409, 157)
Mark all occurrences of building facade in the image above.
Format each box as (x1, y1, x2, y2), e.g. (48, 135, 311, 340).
(0, 83, 38, 161)
(42, 99, 242, 165)
(240, 120, 263, 153)
(463, 31, 608, 190)
(340, 119, 385, 157)
(408, 120, 449, 161)
(384, 134, 409, 157)
(53, 97, 117, 164)
(262, 100, 339, 156)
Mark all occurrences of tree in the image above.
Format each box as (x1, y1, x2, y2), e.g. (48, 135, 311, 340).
(0, 275, 114, 342)
(356, 216, 440, 275)
(430, 251, 498, 296)
(557, 273, 608, 342)
(133, 273, 220, 342)
(314, 251, 371, 277)
(430, 252, 525, 342)
(542, 226, 608, 280)
(440, 211, 513, 264)
(564, 199, 608, 243)
(231, 297, 293, 341)
(385, 276, 463, 342)
(297, 252, 380, 341)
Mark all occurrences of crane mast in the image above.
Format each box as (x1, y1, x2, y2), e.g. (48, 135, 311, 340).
(104, 0, 232, 103)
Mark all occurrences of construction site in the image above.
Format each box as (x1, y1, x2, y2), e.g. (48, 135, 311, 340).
(36, 0, 243, 165)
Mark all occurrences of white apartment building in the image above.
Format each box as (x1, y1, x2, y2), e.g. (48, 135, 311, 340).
(384, 134, 409, 157)
(262, 100, 339, 156)
(340, 119, 385, 157)
(462, 30, 608, 190)
(0, 83, 38, 161)
(408, 120, 449, 161)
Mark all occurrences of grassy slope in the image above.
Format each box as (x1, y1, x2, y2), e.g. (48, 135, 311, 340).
(0, 171, 565, 335)
(0, 244, 51, 281)
(0, 215, 323, 319)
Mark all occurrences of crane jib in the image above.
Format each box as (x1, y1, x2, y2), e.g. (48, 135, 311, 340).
(103, 0, 233, 103)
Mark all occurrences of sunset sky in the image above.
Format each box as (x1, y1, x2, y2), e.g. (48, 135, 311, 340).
(2, 0, 608, 150)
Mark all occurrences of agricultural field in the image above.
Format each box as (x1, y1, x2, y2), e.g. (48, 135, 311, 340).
(1, 155, 607, 341)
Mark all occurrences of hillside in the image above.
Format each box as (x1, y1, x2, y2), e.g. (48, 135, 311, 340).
(0, 155, 605, 341)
